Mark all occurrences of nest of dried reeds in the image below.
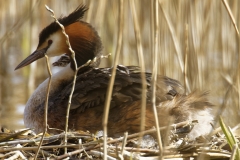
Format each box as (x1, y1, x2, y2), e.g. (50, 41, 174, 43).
(0, 119, 237, 160)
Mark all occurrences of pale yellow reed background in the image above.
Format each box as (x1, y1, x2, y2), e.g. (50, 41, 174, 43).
(0, 0, 239, 132)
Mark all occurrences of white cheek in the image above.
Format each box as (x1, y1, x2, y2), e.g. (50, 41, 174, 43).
(46, 43, 66, 57)
(45, 32, 67, 57)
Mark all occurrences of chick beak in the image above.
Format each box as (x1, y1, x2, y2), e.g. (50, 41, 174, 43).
(15, 47, 47, 70)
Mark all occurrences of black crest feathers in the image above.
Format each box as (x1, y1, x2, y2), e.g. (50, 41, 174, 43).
(38, 5, 88, 47)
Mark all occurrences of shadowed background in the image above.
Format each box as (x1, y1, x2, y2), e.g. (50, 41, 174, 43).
(0, 0, 239, 132)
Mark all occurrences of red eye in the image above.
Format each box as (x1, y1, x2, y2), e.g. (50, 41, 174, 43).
(48, 40, 53, 45)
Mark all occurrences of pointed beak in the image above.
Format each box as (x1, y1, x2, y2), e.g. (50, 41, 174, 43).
(15, 48, 47, 70)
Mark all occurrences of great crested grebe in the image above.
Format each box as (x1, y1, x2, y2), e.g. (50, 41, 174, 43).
(15, 5, 213, 140)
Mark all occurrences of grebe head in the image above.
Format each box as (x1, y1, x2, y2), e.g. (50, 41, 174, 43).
(15, 5, 102, 70)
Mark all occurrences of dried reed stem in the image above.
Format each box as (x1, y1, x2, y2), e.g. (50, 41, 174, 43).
(129, 0, 147, 148)
(152, 0, 163, 159)
(0, 133, 91, 146)
(86, 1, 94, 23)
(221, 0, 240, 110)
(184, 24, 191, 93)
(102, 1, 123, 159)
(34, 55, 52, 160)
(45, 5, 78, 155)
(119, 132, 128, 159)
(221, 0, 239, 35)
(159, 1, 186, 76)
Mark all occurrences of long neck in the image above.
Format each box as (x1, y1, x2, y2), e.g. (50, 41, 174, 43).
(23, 64, 74, 132)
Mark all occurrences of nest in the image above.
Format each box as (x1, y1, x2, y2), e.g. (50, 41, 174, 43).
(0, 121, 235, 160)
